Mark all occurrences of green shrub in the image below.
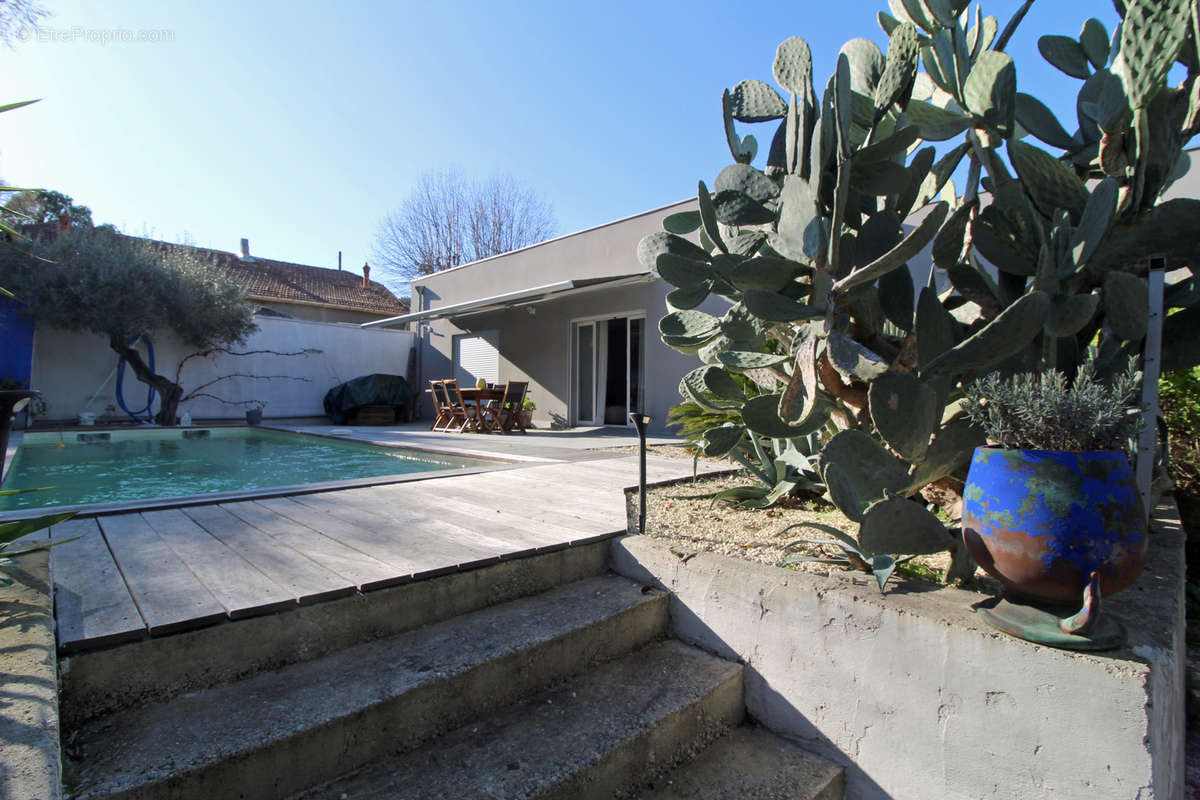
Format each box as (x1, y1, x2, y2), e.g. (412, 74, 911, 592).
(1160, 367, 1200, 502)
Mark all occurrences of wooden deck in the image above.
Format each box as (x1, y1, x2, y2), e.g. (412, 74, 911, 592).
(48, 455, 699, 653)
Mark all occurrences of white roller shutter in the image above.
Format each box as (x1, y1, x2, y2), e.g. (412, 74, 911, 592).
(453, 330, 499, 385)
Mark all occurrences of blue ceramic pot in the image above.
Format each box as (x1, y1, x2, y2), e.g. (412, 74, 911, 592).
(962, 447, 1147, 604)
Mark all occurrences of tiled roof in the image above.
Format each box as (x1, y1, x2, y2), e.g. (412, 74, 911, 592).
(157, 241, 409, 316)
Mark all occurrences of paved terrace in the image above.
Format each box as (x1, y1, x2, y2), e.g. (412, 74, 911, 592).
(46, 424, 710, 654)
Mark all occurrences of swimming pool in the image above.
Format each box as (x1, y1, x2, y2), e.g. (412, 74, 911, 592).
(0, 427, 502, 513)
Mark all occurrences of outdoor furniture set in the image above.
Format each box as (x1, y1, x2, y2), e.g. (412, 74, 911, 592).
(428, 379, 529, 434)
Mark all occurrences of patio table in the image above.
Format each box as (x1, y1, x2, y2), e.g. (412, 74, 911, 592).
(425, 385, 505, 432)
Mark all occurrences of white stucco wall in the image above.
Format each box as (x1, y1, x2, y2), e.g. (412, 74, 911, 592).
(29, 316, 414, 422)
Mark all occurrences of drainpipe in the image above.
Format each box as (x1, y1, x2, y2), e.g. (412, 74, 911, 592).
(415, 286, 426, 422)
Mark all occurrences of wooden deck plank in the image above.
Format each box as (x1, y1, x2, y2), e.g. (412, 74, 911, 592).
(407, 476, 622, 534)
(556, 457, 702, 484)
(297, 484, 562, 554)
(248, 496, 424, 576)
(217, 501, 399, 589)
(140, 509, 296, 619)
(253, 496, 501, 578)
(50, 517, 145, 651)
(385, 479, 621, 541)
(284, 490, 525, 565)
(181, 505, 356, 605)
(96, 514, 227, 635)
(484, 470, 626, 512)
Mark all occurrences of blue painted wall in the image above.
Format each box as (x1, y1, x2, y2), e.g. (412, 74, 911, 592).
(0, 297, 34, 385)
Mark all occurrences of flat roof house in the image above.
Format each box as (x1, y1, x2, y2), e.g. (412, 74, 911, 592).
(365, 147, 1200, 436)
(365, 200, 715, 434)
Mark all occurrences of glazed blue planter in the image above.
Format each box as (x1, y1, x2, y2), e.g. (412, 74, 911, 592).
(962, 447, 1147, 605)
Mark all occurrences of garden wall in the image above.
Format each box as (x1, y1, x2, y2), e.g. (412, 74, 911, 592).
(611, 502, 1186, 800)
(26, 316, 415, 423)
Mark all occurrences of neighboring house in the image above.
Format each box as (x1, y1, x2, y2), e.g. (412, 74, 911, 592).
(364, 200, 718, 434)
(182, 239, 408, 325)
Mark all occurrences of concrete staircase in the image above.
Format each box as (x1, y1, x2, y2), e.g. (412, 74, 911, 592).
(61, 550, 843, 799)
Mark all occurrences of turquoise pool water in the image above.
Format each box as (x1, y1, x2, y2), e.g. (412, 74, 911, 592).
(0, 428, 498, 511)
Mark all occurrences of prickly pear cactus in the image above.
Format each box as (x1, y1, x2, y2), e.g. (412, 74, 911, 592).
(646, 0, 1200, 584)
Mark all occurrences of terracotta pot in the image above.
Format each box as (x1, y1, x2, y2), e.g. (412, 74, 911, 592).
(962, 447, 1147, 604)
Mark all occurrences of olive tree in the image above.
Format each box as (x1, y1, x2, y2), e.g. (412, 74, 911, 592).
(2, 227, 257, 424)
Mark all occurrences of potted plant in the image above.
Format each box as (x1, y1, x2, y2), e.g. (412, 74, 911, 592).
(520, 398, 535, 429)
(960, 356, 1145, 650)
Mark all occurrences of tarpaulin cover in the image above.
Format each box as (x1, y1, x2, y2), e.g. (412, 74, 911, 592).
(323, 373, 412, 424)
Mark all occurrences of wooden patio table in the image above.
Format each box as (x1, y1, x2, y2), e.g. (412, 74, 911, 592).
(425, 385, 505, 432)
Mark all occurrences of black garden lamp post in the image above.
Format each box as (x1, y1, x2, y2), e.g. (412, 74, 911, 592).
(629, 412, 652, 534)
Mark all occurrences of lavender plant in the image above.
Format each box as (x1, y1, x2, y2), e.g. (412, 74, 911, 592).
(962, 356, 1142, 451)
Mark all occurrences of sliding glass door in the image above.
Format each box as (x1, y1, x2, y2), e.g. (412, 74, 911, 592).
(572, 314, 644, 426)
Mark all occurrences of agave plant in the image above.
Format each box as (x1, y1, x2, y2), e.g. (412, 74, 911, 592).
(643, 0, 1200, 582)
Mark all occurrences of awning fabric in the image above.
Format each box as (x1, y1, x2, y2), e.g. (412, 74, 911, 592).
(361, 273, 652, 328)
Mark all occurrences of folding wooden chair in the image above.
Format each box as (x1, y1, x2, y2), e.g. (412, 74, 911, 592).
(497, 380, 529, 434)
(428, 380, 452, 431)
(443, 379, 482, 432)
(434, 379, 466, 432)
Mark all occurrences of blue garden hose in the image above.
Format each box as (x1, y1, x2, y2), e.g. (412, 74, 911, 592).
(115, 334, 157, 423)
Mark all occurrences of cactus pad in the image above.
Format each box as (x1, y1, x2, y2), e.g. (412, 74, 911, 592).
(730, 79, 788, 122)
(921, 290, 1051, 377)
(1037, 35, 1092, 79)
(859, 497, 956, 556)
(963, 50, 1016, 138)
(1104, 271, 1149, 341)
(868, 371, 938, 461)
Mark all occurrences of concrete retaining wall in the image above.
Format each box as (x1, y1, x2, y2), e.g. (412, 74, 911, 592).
(28, 316, 414, 423)
(610, 502, 1186, 800)
(0, 549, 59, 800)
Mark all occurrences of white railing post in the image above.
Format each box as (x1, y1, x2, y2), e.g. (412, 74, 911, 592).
(1137, 257, 1166, 524)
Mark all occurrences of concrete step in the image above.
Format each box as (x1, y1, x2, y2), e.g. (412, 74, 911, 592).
(634, 725, 845, 800)
(60, 539, 611, 729)
(292, 639, 745, 800)
(66, 574, 667, 800)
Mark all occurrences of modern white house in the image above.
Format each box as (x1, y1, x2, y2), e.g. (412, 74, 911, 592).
(364, 147, 1200, 437)
(363, 200, 719, 434)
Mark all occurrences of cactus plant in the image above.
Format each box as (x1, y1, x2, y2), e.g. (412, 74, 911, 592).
(646, 0, 1200, 578)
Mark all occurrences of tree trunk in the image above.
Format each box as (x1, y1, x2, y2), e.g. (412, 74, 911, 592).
(108, 335, 183, 425)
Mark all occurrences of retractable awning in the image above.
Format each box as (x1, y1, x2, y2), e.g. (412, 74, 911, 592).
(361, 272, 653, 328)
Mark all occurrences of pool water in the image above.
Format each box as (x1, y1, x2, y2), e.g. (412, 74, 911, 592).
(0, 428, 497, 511)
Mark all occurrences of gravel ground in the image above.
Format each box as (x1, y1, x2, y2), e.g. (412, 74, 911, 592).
(597, 446, 973, 585)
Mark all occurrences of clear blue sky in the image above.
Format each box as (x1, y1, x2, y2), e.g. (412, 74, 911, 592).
(3, 1, 1121, 291)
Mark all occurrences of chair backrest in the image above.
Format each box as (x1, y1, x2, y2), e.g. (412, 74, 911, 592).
(503, 381, 528, 410)
(429, 379, 446, 408)
(444, 378, 467, 409)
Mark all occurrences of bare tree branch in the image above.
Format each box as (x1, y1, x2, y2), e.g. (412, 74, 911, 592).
(174, 346, 322, 385)
(373, 169, 556, 287)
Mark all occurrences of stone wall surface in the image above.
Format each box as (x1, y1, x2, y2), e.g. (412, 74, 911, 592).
(611, 501, 1186, 800)
(0, 549, 59, 800)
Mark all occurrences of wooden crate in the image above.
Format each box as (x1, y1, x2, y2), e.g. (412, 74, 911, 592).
(351, 405, 396, 425)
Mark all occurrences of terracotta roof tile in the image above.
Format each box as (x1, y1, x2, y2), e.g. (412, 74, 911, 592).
(158, 240, 408, 316)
